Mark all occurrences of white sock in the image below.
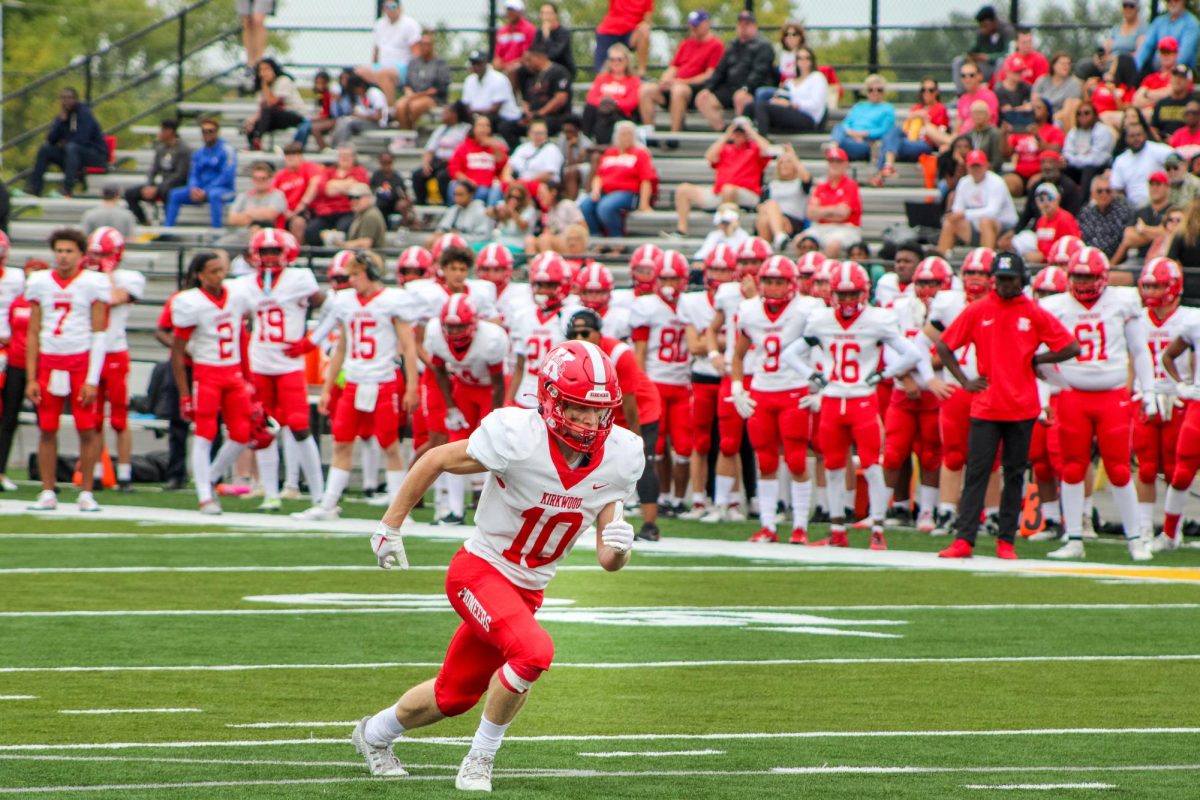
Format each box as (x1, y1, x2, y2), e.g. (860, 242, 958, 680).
(116, 463, 131, 482)
(864, 464, 887, 522)
(1109, 481, 1141, 541)
(757, 478, 778, 531)
(1062, 481, 1085, 539)
(210, 440, 246, 482)
(692, 492, 706, 506)
(1138, 501, 1154, 532)
(919, 485, 938, 516)
(667, 494, 679, 507)
(362, 438, 381, 490)
(386, 469, 406, 500)
(470, 713, 510, 757)
(192, 437, 214, 504)
(447, 473, 466, 517)
(323, 467, 350, 510)
(1165, 485, 1187, 516)
(984, 505, 999, 518)
(1083, 495, 1094, 524)
(93, 463, 103, 480)
(296, 435, 325, 502)
(826, 468, 846, 522)
(255, 444, 280, 500)
(844, 487, 857, 518)
(1043, 501, 1061, 523)
(363, 703, 406, 747)
(282, 429, 301, 488)
(435, 473, 450, 514)
(790, 479, 812, 531)
(714, 475, 735, 508)
(938, 501, 957, 516)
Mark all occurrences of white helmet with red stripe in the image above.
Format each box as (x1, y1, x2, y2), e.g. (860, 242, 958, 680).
(395, 246, 434, 284)
(795, 251, 826, 296)
(1046, 235, 1083, 267)
(85, 226, 125, 272)
(830, 260, 870, 320)
(328, 250, 356, 285)
(248, 228, 298, 273)
(1065, 246, 1110, 303)
(537, 340, 622, 454)
(440, 294, 478, 352)
(476, 243, 515, 290)
(736, 236, 772, 277)
(1031, 266, 1068, 296)
(629, 244, 664, 295)
(811, 259, 837, 305)
(703, 243, 738, 292)
(758, 255, 797, 312)
(573, 263, 615, 312)
(1138, 257, 1184, 308)
(430, 232, 468, 262)
(961, 247, 995, 299)
(655, 250, 689, 303)
(912, 255, 952, 302)
(528, 251, 571, 308)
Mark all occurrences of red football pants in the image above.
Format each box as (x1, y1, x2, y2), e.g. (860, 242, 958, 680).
(1057, 387, 1134, 487)
(746, 387, 809, 476)
(654, 382, 692, 458)
(819, 394, 882, 471)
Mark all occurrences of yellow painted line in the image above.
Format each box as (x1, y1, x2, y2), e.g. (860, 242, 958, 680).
(1028, 566, 1200, 583)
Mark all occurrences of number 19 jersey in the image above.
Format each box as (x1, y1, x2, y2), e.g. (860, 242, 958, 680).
(237, 268, 320, 376)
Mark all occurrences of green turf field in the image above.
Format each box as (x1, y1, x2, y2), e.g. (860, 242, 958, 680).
(2, 486, 1200, 798)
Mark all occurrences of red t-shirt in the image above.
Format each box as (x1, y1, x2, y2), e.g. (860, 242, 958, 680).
(272, 162, 322, 211)
(671, 36, 724, 81)
(600, 336, 661, 426)
(811, 177, 862, 226)
(586, 74, 642, 116)
(712, 140, 771, 195)
(1140, 70, 1171, 94)
(940, 291, 1075, 420)
(495, 18, 537, 64)
(1169, 125, 1200, 148)
(596, 146, 656, 194)
(908, 102, 951, 146)
(1035, 209, 1081, 259)
(597, 0, 653, 34)
(7, 295, 30, 370)
(996, 51, 1049, 85)
(1089, 83, 1125, 114)
(448, 137, 509, 188)
(309, 165, 370, 217)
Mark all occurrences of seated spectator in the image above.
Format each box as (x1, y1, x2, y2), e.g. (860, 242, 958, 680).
(535, 2, 575, 78)
(830, 74, 896, 161)
(392, 31, 451, 130)
(1032, 52, 1083, 130)
(488, 182, 538, 251)
(165, 118, 235, 229)
(594, 0, 653, 76)
(996, 66, 1034, 129)
(695, 11, 775, 131)
(756, 143, 812, 251)
(1011, 183, 1081, 263)
(513, 43, 573, 137)
(503, 119, 565, 189)
(1077, 173, 1134, 256)
(1168, 97, 1200, 158)
(560, 223, 592, 266)
(343, 183, 389, 249)
(671, 118, 771, 237)
(331, 76, 389, 148)
(1166, 150, 1200, 205)
(1063, 102, 1116, 192)
(125, 119, 191, 226)
(531, 181, 584, 253)
(243, 58, 306, 151)
(297, 144, 370, 246)
(1112, 121, 1173, 205)
(355, 0, 422, 104)
(1134, 36, 1185, 110)
(305, 69, 348, 151)
(432, 179, 493, 242)
(370, 150, 415, 230)
(1148, 204, 1185, 258)
(557, 115, 594, 200)
(1136, 0, 1199, 71)
(794, 233, 820, 256)
(26, 87, 108, 198)
(448, 114, 509, 206)
(411, 101, 471, 206)
(1113, 169, 1174, 262)
(1152, 65, 1194, 139)
(462, 51, 524, 148)
(638, 10, 724, 133)
(936, 149, 1018, 252)
(273, 143, 323, 241)
(747, 46, 827, 135)
(220, 161, 287, 246)
(952, 63, 999, 138)
(693, 203, 750, 261)
(1106, 0, 1148, 60)
(995, 26, 1049, 86)
(494, 0, 537, 83)
(806, 147, 863, 257)
(82, 186, 137, 238)
(966, 101, 1004, 171)
(579, 120, 656, 238)
(583, 43, 641, 146)
(1002, 99, 1061, 195)
(952, 5, 1010, 90)
(937, 135, 973, 199)
(872, 78, 949, 185)
(1014, 150, 1083, 231)
(1090, 54, 1140, 130)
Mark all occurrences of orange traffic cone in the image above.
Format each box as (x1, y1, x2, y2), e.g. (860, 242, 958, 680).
(72, 447, 117, 489)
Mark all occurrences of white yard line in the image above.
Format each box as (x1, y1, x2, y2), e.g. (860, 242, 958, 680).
(0, 754, 450, 768)
(0, 696, 35, 700)
(577, 749, 725, 757)
(58, 708, 201, 715)
(963, 783, 1116, 790)
(0, 565, 889, 574)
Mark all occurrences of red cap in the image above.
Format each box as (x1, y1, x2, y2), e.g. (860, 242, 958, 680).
(1037, 149, 1064, 162)
(1149, 170, 1170, 183)
(825, 146, 848, 162)
(1160, 35, 1179, 52)
(965, 149, 989, 167)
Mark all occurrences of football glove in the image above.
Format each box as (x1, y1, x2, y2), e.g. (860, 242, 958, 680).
(1177, 382, 1200, 402)
(728, 380, 756, 419)
(371, 521, 410, 570)
(865, 369, 886, 387)
(283, 337, 317, 358)
(445, 407, 469, 431)
(1131, 390, 1159, 419)
(600, 501, 634, 553)
(180, 395, 195, 422)
(808, 373, 828, 394)
(800, 390, 823, 412)
(1158, 392, 1185, 421)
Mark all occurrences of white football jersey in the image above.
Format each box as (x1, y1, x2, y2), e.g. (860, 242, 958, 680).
(737, 295, 821, 392)
(600, 304, 632, 341)
(494, 281, 535, 330)
(465, 407, 644, 590)
(800, 306, 908, 398)
(104, 269, 146, 354)
(928, 289, 979, 383)
(874, 273, 910, 308)
(713, 281, 759, 375)
(1142, 305, 1197, 391)
(411, 279, 498, 324)
(238, 268, 320, 376)
(171, 283, 252, 367)
(424, 318, 508, 387)
(883, 294, 928, 376)
(329, 287, 423, 384)
(610, 287, 636, 311)
(0, 266, 26, 341)
(25, 269, 111, 356)
(511, 306, 569, 408)
(1040, 288, 1143, 391)
(1177, 314, 1200, 387)
(630, 294, 692, 386)
(679, 290, 720, 378)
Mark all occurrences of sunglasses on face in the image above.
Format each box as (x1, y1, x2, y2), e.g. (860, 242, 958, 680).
(922, 86, 937, 92)
(784, 31, 802, 38)
(566, 328, 595, 339)
(1169, 216, 1185, 223)
(867, 87, 884, 93)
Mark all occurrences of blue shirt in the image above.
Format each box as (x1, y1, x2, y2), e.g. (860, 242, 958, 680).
(187, 138, 237, 195)
(1136, 10, 1200, 69)
(843, 101, 896, 140)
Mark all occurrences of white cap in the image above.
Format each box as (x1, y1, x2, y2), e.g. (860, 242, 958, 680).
(505, 0, 525, 11)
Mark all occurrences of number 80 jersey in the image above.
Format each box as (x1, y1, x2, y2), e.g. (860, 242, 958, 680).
(465, 407, 645, 590)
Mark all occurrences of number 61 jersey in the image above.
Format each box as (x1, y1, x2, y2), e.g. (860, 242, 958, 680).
(465, 407, 645, 590)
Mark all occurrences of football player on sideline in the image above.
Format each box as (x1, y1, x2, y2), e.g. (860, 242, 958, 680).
(1159, 310, 1200, 550)
(355, 341, 643, 792)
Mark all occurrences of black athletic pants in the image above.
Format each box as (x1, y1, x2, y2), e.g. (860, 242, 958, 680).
(953, 417, 1036, 545)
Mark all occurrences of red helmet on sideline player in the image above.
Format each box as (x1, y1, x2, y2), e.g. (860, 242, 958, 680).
(912, 256, 952, 302)
(655, 250, 689, 304)
(830, 260, 870, 320)
(476, 243, 515, 291)
(85, 227, 125, 272)
(248, 228, 297, 274)
(1066, 246, 1110, 303)
(703, 243, 738, 292)
(961, 247, 995, 300)
(758, 255, 797, 312)
(574, 263, 615, 312)
(795, 251, 826, 296)
(430, 232, 468, 262)
(1138, 257, 1184, 308)
(247, 402, 280, 450)
(1046, 235, 1083, 267)
(1031, 266, 1068, 297)
(328, 250, 355, 286)
(537, 340, 622, 454)
(736, 237, 772, 277)
(440, 294, 478, 353)
(529, 252, 570, 309)
(629, 244, 663, 296)
(396, 246, 434, 284)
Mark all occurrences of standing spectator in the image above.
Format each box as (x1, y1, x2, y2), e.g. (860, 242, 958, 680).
(243, 58, 306, 151)
(1168, 97, 1200, 158)
(583, 44, 641, 146)
(952, 5, 1010, 90)
(830, 74, 896, 161)
(448, 115, 509, 206)
(273, 143, 322, 242)
(936, 149, 1018, 252)
(237, 0, 271, 91)
(1112, 122, 1174, 205)
(535, 2, 575, 78)
(1077, 173, 1134, 256)
(1013, 183, 1081, 263)
(331, 76, 389, 148)
(695, 11, 776, 130)
(502, 119, 564, 187)
(164, 118, 235, 230)
(82, 187, 137, 239)
(433, 180, 493, 241)
(638, 10, 725, 132)
(356, 0, 422, 104)
(1107, 0, 1148, 59)
(26, 87, 108, 198)
(392, 32, 451, 130)
(462, 51, 523, 148)
(953, 63, 999, 137)
(1136, 0, 1199, 70)
(557, 115, 594, 201)
(579, 121, 656, 238)
(1133, 36, 1185, 110)
(0, 258, 43, 491)
(1032, 52, 1083, 130)
(514, 43, 573, 137)
(411, 101, 470, 206)
(370, 150, 414, 229)
(494, 0, 537, 83)
(1166, 150, 1200, 205)
(343, 184, 389, 249)
(1113, 169, 1174, 262)
(995, 26, 1049, 86)
(671, 118, 770, 237)
(756, 143, 812, 251)
(874, 77, 950, 184)
(806, 146, 863, 256)
(594, 0, 653, 76)
(1152, 65, 1194, 139)
(124, 119, 190, 226)
(746, 46, 826, 136)
(298, 144, 370, 246)
(221, 161, 288, 246)
(1063, 102, 1116, 192)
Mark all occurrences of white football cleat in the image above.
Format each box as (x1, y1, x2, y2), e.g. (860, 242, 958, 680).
(28, 489, 57, 511)
(351, 717, 408, 776)
(698, 506, 726, 524)
(1026, 529, 1060, 542)
(76, 491, 101, 513)
(455, 750, 494, 792)
(1046, 540, 1086, 560)
(0, 477, 18, 491)
(916, 510, 935, 533)
(279, 485, 303, 500)
(1127, 538, 1153, 562)
(290, 505, 340, 521)
(257, 497, 282, 512)
(726, 504, 747, 522)
(678, 503, 709, 520)
(199, 499, 223, 515)
(1151, 532, 1182, 553)
(366, 493, 393, 507)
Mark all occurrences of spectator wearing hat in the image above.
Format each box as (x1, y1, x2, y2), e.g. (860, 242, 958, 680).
(462, 51, 524, 148)
(594, 0, 654, 76)
(513, 42, 573, 137)
(1010, 183, 1080, 264)
(343, 183, 389, 249)
(1111, 120, 1174, 205)
(1168, 97, 1200, 158)
(694, 11, 776, 131)
(124, 119, 190, 226)
(829, 74, 896, 162)
(1113, 169, 1174, 262)
(1063, 102, 1116, 193)
(1077, 173, 1134, 257)
(355, 0, 423, 105)
(1165, 149, 1200, 205)
(671, 118, 771, 237)
(82, 186, 138, 239)
(1136, 0, 1199, 70)
(952, 62, 999, 138)
(164, 117, 236, 230)
(534, 3, 575, 78)
(1013, 150, 1083, 232)
(495, 0, 538, 83)
(994, 26, 1049, 86)
(692, 203, 750, 261)
(1152, 65, 1195, 138)
(937, 149, 1018, 252)
(1134, 36, 1190, 109)
(805, 147, 862, 257)
(1106, 0, 1148, 59)
(952, 5, 1011, 91)
(638, 10, 725, 132)
(583, 43, 641, 146)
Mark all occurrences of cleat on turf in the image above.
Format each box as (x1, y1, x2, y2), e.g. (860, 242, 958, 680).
(635, 522, 660, 542)
(916, 510, 935, 533)
(678, 503, 708, 520)
(869, 530, 887, 550)
(257, 497, 282, 512)
(789, 528, 809, 545)
(938, 539, 973, 559)
(1047, 540, 1085, 560)
(279, 485, 303, 500)
(1127, 538, 1153, 562)
(291, 505, 340, 521)
(748, 528, 778, 543)
(351, 716, 408, 776)
(456, 749, 494, 792)
(1151, 532, 1182, 553)
(199, 499, 223, 515)
(996, 540, 1018, 560)
(726, 504, 747, 522)
(76, 491, 101, 513)
(29, 489, 57, 511)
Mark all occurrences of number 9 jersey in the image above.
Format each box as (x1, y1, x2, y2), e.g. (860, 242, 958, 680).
(465, 407, 644, 590)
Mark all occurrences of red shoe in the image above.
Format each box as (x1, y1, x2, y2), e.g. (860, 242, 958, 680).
(869, 530, 888, 550)
(996, 540, 1018, 560)
(938, 539, 974, 559)
(830, 529, 849, 547)
(749, 528, 779, 543)
(789, 528, 809, 545)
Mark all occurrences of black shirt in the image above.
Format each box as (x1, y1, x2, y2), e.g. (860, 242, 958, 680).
(1135, 201, 1172, 226)
(535, 26, 575, 78)
(705, 35, 776, 94)
(519, 62, 573, 117)
(1152, 95, 1192, 136)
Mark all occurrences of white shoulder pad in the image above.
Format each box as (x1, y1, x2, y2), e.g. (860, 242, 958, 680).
(466, 406, 543, 474)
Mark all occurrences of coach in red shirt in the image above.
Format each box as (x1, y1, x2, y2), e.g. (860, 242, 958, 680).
(936, 252, 1079, 559)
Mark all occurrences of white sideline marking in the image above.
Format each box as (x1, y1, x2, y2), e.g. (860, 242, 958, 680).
(0, 754, 451, 769)
(58, 708, 201, 715)
(578, 749, 725, 758)
(0, 696, 35, 700)
(963, 783, 1116, 791)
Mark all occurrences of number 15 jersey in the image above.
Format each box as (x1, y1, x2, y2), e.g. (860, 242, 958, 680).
(328, 287, 423, 384)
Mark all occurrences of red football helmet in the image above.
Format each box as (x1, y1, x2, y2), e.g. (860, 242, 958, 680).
(85, 226, 125, 273)
(247, 401, 280, 451)
(629, 244, 664, 295)
(248, 228, 298, 274)
(396, 246, 434, 284)
(440, 294, 478, 352)
(574, 263, 615, 312)
(328, 250, 355, 285)
(1046, 235, 1083, 267)
(1138, 257, 1184, 308)
(1066, 246, 1110, 303)
(655, 250, 689, 303)
(736, 236, 772, 277)
(912, 256, 952, 302)
(529, 251, 571, 308)
(961, 247, 995, 299)
(811, 259, 837, 305)
(758, 255, 797, 312)
(703, 243, 738, 292)
(476, 243, 515, 290)
(796, 251, 826, 296)
(537, 340, 622, 454)
(430, 232, 468, 262)
(830, 260, 870, 320)
(0, 230, 9, 267)
(1031, 266, 1068, 296)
